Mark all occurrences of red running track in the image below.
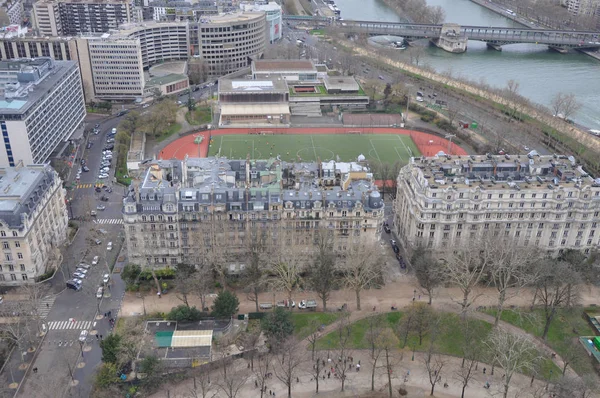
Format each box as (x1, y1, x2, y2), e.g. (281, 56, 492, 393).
(159, 127, 467, 160)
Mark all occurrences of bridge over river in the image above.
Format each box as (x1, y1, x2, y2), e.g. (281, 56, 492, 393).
(284, 15, 600, 53)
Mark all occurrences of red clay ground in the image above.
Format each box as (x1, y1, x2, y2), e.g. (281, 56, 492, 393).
(159, 127, 467, 160)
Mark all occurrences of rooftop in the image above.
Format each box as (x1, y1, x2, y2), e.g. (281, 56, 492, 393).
(145, 73, 188, 87)
(218, 77, 288, 93)
(239, 1, 281, 12)
(198, 11, 264, 24)
(252, 59, 316, 73)
(0, 164, 59, 228)
(0, 58, 78, 116)
(323, 75, 360, 92)
(411, 154, 598, 190)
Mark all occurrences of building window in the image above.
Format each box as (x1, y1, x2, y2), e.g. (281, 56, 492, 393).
(2, 242, 8, 249)
(17, 253, 22, 259)
(19, 264, 24, 271)
(10, 274, 16, 281)
(5, 254, 11, 261)
(14, 242, 19, 248)
(22, 274, 27, 281)
(12, 232, 16, 237)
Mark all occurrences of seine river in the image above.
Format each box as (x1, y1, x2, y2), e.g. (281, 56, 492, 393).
(336, 0, 600, 129)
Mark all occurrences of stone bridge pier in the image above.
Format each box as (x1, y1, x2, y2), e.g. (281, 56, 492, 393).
(432, 23, 468, 53)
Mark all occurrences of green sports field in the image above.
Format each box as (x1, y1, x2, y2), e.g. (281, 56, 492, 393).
(207, 134, 421, 165)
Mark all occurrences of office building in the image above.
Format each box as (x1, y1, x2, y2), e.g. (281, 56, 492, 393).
(393, 154, 600, 255)
(0, 57, 85, 166)
(197, 12, 267, 76)
(0, 163, 68, 285)
(123, 157, 385, 269)
(33, 0, 136, 36)
(239, 1, 281, 43)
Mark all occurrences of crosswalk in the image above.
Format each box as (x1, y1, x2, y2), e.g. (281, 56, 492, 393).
(47, 320, 92, 330)
(76, 183, 105, 189)
(37, 296, 56, 319)
(93, 218, 123, 225)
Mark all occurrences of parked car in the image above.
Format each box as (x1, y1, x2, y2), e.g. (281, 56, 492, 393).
(106, 138, 115, 144)
(107, 241, 113, 251)
(101, 196, 109, 202)
(75, 268, 88, 275)
(298, 300, 307, 309)
(103, 274, 110, 284)
(86, 142, 93, 149)
(95, 186, 102, 193)
(95, 239, 102, 245)
(384, 224, 391, 233)
(79, 330, 88, 342)
(96, 287, 104, 299)
(90, 210, 97, 217)
(98, 175, 108, 179)
(95, 123, 100, 129)
(78, 263, 91, 269)
(82, 166, 90, 172)
(73, 272, 86, 279)
(96, 205, 106, 211)
(104, 145, 114, 150)
(66, 280, 81, 290)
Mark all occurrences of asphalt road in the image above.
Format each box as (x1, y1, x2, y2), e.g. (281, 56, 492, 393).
(17, 112, 128, 398)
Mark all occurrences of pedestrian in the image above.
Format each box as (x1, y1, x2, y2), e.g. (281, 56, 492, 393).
(358, 360, 361, 365)
(322, 359, 325, 366)
(108, 311, 112, 317)
(46, 303, 49, 308)
(483, 367, 486, 374)
(104, 312, 107, 318)
(100, 335, 103, 340)
(322, 374, 325, 380)
(269, 390, 272, 395)
(296, 377, 299, 383)
(418, 294, 421, 300)
(327, 372, 330, 379)
(373, 305, 376, 311)
(33, 367, 38, 373)
(95, 334, 99, 340)
(413, 297, 415, 302)
(255, 380, 258, 388)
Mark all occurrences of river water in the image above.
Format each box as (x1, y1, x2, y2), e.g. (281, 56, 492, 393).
(337, 0, 600, 129)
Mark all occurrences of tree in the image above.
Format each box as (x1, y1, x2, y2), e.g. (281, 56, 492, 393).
(242, 331, 261, 370)
(308, 354, 325, 394)
(186, 370, 216, 398)
(211, 290, 239, 319)
(383, 83, 392, 103)
(187, 89, 196, 112)
(261, 307, 294, 347)
(342, 241, 383, 310)
(489, 241, 541, 326)
(427, 5, 446, 24)
(273, 337, 305, 398)
(377, 328, 400, 397)
(398, 304, 416, 348)
(308, 232, 337, 311)
(95, 363, 120, 388)
(558, 339, 583, 375)
(535, 259, 580, 340)
(440, 238, 493, 317)
(455, 319, 483, 398)
(484, 329, 540, 398)
(269, 245, 303, 310)
(252, 352, 271, 398)
(100, 334, 122, 364)
(188, 59, 209, 85)
(119, 111, 141, 136)
(168, 304, 205, 321)
(411, 247, 444, 305)
(217, 362, 249, 398)
(175, 263, 197, 308)
(243, 236, 269, 313)
(423, 345, 445, 396)
(193, 263, 214, 312)
(412, 302, 434, 345)
(303, 318, 323, 361)
(333, 314, 353, 392)
(141, 99, 178, 138)
(551, 92, 581, 121)
(139, 355, 162, 384)
(121, 264, 142, 286)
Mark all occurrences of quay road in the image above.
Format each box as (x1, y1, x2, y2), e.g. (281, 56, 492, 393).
(284, 16, 600, 50)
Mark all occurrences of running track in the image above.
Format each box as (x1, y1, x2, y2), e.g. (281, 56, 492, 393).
(159, 127, 467, 160)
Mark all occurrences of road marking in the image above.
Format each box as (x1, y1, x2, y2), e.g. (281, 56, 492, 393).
(37, 296, 56, 319)
(48, 320, 92, 330)
(398, 135, 411, 157)
(368, 139, 382, 162)
(93, 219, 124, 225)
(76, 183, 104, 189)
(310, 135, 318, 160)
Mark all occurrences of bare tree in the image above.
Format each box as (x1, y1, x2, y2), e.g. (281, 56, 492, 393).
(440, 238, 492, 317)
(503, 79, 528, 122)
(174, 263, 197, 308)
(455, 319, 483, 398)
(242, 331, 262, 370)
(489, 241, 541, 326)
(342, 241, 383, 310)
(407, 46, 425, 67)
(243, 235, 269, 312)
(308, 232, 337, 311)
(217, 361, 249, 398)
(551, 92, 581, 121)
(273, 337, 306, 398)
(426, 5, 446, 24)
(308, 354, 325, 394)
(412, 302, 434, 346)
(269, 246, 303, 310)
(411, 247, 444, 305)
(397, 305, 416, 348)
(378, 328, 400, 397)
(252, 352, 271, 398)
(304, 319, 323, 361)
(454, 353, 477, 398)
(186, 370, 217, 398)
(484, 329, 540, 398)
(423, 345, 445, 396)
(535, 259, 580, 340)
(333, 314, 354, 392)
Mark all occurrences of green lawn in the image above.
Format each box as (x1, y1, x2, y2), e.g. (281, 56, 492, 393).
(185, 107, 212, 125)
(292, 313, 342, 339)
(156, 123, 182, 142)
(485, 308, 597, 377)
(315, 311, 560, 380)
(207, 134, 420, 167)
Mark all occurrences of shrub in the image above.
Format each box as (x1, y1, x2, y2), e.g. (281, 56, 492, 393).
(167, 305, 206, 322)
(211, 290, 239, 319)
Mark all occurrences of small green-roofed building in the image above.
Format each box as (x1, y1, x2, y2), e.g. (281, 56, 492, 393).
(145, 74, 189, 97)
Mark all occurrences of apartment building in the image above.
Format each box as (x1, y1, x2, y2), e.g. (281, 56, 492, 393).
(0, 163, 68, 285)
(0, 57, 85, 166)
(33, 0, 136, 36)
(197, 12, 267, 76)
(393, 154, 600, 255)
(0, 0, 23, 25)
(123, 157, 384, 269)
(239, 1, 281, 43)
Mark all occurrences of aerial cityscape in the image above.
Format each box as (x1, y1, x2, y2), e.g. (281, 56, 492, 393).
(0, 0, 598, 397)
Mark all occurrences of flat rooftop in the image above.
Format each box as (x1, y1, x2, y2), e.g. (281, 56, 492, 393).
(219, 78, 288, 93)
(199, 11, 264, 23)
(323, 75, 360, 92)
(253, 59, 316, 73)
(413, 154, 597, 190)
(0, 59, 78, 116)
(0, 164, 53, 214)
(145, 73, 188, 87)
